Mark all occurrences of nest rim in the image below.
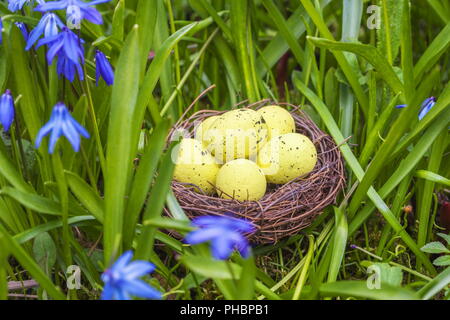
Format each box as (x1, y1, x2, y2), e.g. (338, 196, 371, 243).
(167, 101, 345, 244)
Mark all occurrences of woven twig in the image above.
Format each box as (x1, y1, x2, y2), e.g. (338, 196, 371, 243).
(165, 101, 345, 244)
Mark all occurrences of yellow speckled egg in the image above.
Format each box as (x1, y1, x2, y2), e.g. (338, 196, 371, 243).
(194, 116, 219, 145)
(205, 109, 268, 163)
(215, 159, 267, 201)
(257, 133, 317, 184)
(257, 105, 296, 138)
(173, 138, 220, 194)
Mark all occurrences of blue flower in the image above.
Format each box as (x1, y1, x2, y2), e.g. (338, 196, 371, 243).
(35, 0, 111, 29)
(35, 102, 90, 153)
(15, 22, 29, 42)
(418, 97, 436, 120)
(56, 50, 85, 82)
(101, 251, 162, 300)
(185, 215, 256, 260)
(0, 18, 3, 45)
(395, 97, 436, 121)
(95, 49, 114, 86)
(37, 26, 84, 66)
(0, 90, 15, 132)
(26, 13, 64, 50)
(8, 0, 44, 12)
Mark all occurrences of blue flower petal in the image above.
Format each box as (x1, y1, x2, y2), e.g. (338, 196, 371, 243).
(35, 103, 90, 154)
(211, 235, 234, 260)
(110, 250, 133, 272)
(122, 261, 156, 279)
(82, 6, 103, 25)
(121, 279, 162, 300)
(184, 227, 225, 245)
(100, 282, 114, 300)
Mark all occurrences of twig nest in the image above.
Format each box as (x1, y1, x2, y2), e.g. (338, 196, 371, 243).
(168, 102, 345, 244)
(257, 133, 318, 184)
(216, 159, 267, 201)
(173, 138, 220, 195)
(257, 105, 296, 138)
(203, 109, 268, 163)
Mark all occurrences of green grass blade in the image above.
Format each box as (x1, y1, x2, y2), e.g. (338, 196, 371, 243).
(293, 75, 436, 274)
(230, 0, 260, 102)
(261, 0, 305, 66)
(0, 224, 66, 300)
(299, 0, 369, 116)
(65, 171, 104, 223)
(327, 207, 348, 283)
(123, 120, 170, 249)
(418, 266, 450, 300)
(320, 281, 419, 300)
(414, 22, 450, 84)
(415, 169, 450, 188)
(307, 37, 404, 96)
(104, 25, 140, 264)
(135, 145, 177, 260)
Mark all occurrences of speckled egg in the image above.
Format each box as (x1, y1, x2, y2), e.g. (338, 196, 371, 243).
(257, 133, 317, 184)
(194, 116, 219, 145)
(173, 138, 220, 194)
(215, 159, 267, 201)
(257, 105, 296, 138)
(205, 109, 269, 163)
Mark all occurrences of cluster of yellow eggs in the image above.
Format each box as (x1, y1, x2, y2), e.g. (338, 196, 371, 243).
(173, 106, 318, 202)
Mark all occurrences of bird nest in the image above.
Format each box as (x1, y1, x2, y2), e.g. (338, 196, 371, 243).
(166, 101, 345, 244)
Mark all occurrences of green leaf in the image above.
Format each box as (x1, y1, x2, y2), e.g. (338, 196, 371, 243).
(320, 281, 419, 300)
(437, 233, 450, 246)
(236, 256, 256, 300)
(307, 36, 404, 96)
(14, 216, 96, 244)
(181, 255, 241, 279)
(370, 263, 403, 287)
(426, 0, 450, 24)
(123, 120, 170, 248)
(421, 242, 450, 254)
(377, 0, 404, 64)
(418, 266, 450, 300)
(392, 82, 450, 157)
(350, 99, 450, 235)
(142, 217, 193, 233)
(342, 0, 363, 42)
(9, 26, 42, 140)
(293, 74, 436, 274)
(104, 25, 140, 264)
(230, 0, 259, 102)
(33, 232, 57, 274)
(0, 187, 84, 217)
(327, 207, 348, 283)
(132, 21, 196, 131)
(256, 0, 333, 77)
(65, 171, 104, 223)
(415, 170, 450, 188)
(261, 0, 305, 66)
(414, 22, 450, 84)
(111, 0, 125, 42)
(135, 144, 177, 260)
(0, 145, 34, 194)
(433, 256, 450, 267)
(0, 223, 65, 300)
(135, 0, 158, 79)
(299, 0, 369, 116)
